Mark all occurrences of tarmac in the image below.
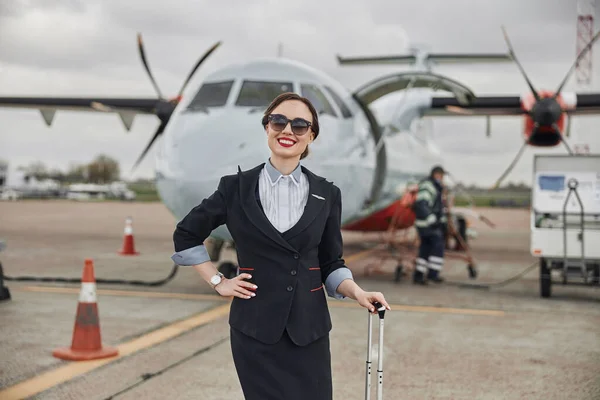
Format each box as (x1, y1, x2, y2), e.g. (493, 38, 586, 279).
(0, 200, 599, 399)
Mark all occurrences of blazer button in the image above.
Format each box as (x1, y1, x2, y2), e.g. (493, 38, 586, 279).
(293, 253, 299, 259)
(291, 270, 297, 276)
(287, 285, 293, 292)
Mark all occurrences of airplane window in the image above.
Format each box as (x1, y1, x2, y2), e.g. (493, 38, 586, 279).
(300, 84, 337, 117)
(187, 80, 234, 110)
(324, 86, 353, 118)
(235, 81, 294, 107)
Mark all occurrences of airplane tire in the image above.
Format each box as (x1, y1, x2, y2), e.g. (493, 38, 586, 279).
(540, 258, 551, 298)
(218, 261, 238, 280)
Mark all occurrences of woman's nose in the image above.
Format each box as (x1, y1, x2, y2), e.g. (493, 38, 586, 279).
(282, 122, 293, 134)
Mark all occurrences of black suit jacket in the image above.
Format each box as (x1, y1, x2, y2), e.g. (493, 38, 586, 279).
(173, 163, 347, 346)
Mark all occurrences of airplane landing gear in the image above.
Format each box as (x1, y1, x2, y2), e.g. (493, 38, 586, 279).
(208, 238, 239, 279)
(218, 261, 238, 279)
(207, 238, 225, 262)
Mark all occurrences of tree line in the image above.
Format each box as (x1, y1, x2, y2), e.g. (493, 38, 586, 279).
(18, 154, 121, 184)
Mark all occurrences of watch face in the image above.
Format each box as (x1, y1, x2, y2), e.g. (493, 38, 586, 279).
(210, 274, 222, 286)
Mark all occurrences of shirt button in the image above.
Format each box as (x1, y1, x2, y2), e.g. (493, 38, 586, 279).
(293, 253, 299, 259)
(291, 270, 297, 276)
(287, 286, 293, 292)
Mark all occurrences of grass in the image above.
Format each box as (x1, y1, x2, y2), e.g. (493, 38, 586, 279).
(453, 194, 531, 208)
(125, 182, 532, 208)
(128, 182, 161, 202)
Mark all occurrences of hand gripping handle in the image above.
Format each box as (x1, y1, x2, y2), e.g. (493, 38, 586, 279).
(372, 301, 386, 319)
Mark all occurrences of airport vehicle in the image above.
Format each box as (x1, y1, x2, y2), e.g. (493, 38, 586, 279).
(65, 182, 136, 201)
(530, 155, 600, 297)
(1, 27, 600, 275)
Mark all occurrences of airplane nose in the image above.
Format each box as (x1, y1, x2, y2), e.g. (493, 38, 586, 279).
(156, 109, 268, 222)
(159, 110, 269, 179)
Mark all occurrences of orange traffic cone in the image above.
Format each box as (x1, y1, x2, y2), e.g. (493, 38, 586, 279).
(118, 216, 139, 255)
(52, 259, 119, 361)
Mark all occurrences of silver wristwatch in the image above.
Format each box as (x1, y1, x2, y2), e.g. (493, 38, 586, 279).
(209, 272, 224, 288)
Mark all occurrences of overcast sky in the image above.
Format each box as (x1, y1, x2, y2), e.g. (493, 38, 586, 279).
(1, 0, 599, 186)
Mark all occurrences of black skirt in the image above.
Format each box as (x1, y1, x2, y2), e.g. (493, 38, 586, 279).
(230, 327, 332, 400)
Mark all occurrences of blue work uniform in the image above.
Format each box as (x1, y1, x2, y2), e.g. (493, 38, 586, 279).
(412, 177, 446, 283)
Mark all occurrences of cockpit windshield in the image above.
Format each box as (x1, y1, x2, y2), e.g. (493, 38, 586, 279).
(187, 80, 234, 110)
(323, 86, 353, 118)
(235, 81, 294, 107)
(300, 84, 337, 117)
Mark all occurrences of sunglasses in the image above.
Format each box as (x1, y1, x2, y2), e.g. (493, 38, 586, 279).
(267, 114, 312, 136)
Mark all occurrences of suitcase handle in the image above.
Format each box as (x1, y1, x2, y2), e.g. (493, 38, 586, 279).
(365, 302, 386, 400)
(372, 301, 386, 318)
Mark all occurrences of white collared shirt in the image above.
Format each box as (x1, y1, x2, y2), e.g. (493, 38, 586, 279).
(258, 160, 309, 233)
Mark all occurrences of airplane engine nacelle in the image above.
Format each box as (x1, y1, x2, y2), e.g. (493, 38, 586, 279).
(521, 90, 567, 147)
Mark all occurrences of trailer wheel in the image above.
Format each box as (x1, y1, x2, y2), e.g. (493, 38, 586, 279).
(454, 217, 468, 251)
(394, 264, 404, 283)
(540, 258, 551, 298)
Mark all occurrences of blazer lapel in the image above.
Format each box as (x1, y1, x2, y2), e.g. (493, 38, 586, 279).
(282, 166, 329, 241)
(238, 165, 297, 253)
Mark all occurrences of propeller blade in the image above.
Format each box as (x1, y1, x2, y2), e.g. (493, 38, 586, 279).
(554, 30, 600, 96)
(501, 26, 540, 101)
(131, 120, 167, 172)
(566, 113, 572, 137)
(490, 141, 527, 189)
(137, 33, 164, 100)
(553, 123, 573, 155)
(177, 41, 222, 98)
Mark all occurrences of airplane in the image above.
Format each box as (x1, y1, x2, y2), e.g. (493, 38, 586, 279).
(2, 27, 600, 278)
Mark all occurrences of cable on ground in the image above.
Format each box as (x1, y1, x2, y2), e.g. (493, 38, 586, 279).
(2, 262, 180, 287)
(444, 261, 539, 290)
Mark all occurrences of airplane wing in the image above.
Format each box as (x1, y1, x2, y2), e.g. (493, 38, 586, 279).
(342, 28, 600, 119)
(424, 94, 600, 117)
(336, 53, 512, 66)
(0, 96, 163, 131)
(0, 35, 222, 172)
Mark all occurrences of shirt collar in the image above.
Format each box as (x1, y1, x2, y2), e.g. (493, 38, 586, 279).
(265, 159, 302, 186)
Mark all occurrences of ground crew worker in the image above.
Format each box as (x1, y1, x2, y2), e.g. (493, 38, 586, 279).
(412, 165, 447, 284)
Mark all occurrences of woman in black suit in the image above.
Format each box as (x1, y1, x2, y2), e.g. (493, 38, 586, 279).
(172, 92, 390, 400)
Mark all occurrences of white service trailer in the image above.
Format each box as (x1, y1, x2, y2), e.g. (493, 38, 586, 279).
(530, 155, 600, 297)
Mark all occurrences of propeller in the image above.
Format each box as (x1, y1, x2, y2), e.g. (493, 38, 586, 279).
(501, 25, 600, 123)
(131, 33, 222, 172)
(488, 26, 600, 188)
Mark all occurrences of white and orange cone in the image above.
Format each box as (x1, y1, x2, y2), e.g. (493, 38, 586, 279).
(118, 216, 139, 255)
(52, 259, 119, 361)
